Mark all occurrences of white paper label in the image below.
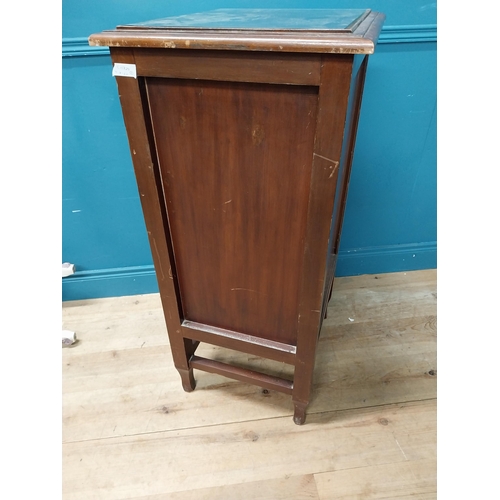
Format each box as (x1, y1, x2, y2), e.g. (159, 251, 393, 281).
(112, 63, 137, 79)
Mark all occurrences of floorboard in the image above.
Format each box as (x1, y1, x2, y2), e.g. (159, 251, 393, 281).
(62, 270, 437, 499)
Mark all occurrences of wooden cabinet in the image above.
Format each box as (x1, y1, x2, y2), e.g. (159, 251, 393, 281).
(89, 8, 385, 424)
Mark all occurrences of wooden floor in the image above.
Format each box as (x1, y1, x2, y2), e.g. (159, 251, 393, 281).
(62, 269, 437, 499)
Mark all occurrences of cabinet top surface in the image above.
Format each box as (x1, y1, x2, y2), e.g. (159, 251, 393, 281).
(120, 9, 370, 32)
(89, 8, 385, 54)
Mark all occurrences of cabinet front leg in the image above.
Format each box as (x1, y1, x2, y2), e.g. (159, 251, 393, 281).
(171, 338, 198, 392)
(178, 367, 196, 392)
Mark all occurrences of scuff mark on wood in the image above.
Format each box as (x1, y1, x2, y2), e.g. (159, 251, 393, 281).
(252, 125, 265, 146)
(328, 161, 339, 178)
(152, 238, 165, 280)
(314, 152, 337, 163)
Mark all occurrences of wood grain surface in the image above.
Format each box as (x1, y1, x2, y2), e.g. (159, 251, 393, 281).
(146, 78, 318, 345)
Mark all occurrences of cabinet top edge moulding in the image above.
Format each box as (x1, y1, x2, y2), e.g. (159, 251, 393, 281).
(88, 8, 385, 54)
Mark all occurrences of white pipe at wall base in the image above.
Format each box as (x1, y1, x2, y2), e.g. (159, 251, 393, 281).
(62, 263, 75, 278)
(62, 330, 77, 347)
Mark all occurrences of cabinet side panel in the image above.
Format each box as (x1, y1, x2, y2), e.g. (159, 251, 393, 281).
(321, 55, 369, 322)
(146, 78, 318, 345)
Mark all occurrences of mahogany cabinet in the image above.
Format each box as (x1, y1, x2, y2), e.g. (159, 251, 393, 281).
(89, 9, 384, 424)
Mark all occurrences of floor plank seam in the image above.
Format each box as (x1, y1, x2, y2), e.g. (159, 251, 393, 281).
(312, 458, 434, 478)
(308, 396, 437, 418)
(62, 397, 436, 445)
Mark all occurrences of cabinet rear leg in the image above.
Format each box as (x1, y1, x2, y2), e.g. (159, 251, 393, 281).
(292, 400, 308, 425)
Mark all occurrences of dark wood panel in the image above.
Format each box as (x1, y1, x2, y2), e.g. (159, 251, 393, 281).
(146, 78, 318, 345)
(134, 49, 321, 85)
(320, 55, 369, 321)
(332, 55, 369, 255)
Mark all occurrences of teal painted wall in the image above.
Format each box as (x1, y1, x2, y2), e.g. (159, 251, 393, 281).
(62, 1, 437, 300)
